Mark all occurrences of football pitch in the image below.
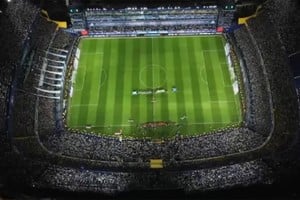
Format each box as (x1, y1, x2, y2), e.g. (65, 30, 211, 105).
(67, 36, 242, 139)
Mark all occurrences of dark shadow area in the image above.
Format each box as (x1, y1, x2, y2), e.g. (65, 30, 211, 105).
(1, 181, 300, 200)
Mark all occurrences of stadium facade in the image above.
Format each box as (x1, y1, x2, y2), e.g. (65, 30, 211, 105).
(0, 0, 300, 196)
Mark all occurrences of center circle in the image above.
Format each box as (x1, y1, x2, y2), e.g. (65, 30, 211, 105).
(139, 64, 167, 88)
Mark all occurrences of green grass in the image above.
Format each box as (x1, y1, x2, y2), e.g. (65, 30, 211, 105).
(67, 36, 242, 139)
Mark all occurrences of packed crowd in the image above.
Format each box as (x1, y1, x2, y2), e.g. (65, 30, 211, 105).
(263, 0, 300, 55)
(11, 13, 58, 138)
(36, 30, 77, 139)
(89, 24, 215, 36)
(0, 83, 8, 134)
(0, 0, 39, 136)
(246, 9, 299, 145)
(83, 7, 218, 35)
(27, 15, 57, 51)
(40, 127, 265, 167)
(5, 0, 39, 42)
(30, 159, 272, 194)
(172, 159, 273, 192)
(219, 9, 235, 29)
(233, 27, 273, 136)
(69, 12, 86, 30)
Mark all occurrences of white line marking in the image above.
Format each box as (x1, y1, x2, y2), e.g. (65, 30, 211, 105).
(73, 64, 87, 91)
(70, 104, 98, 107)
(81, 52, 104, 55)
(200, 67, 208, 85)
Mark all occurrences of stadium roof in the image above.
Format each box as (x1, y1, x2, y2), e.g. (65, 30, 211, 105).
(73, 0, 221, 8)
(41, 0, 70, 24)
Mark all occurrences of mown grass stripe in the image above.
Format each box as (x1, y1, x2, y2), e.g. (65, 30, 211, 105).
(193, 38, 213, 131)
(87, 41, 104, 124)
(158, 38, 170, 121)
(121, 39, 134, 131)
(104, 39, 119, 127)
(113, 39, 126, 127)
(179, 38, 196, 133)
(186, 37, 204, 133)
(209, 38, 229, 124)
(215, 38, 236, 124)
(68, 42, 89, 126)
(164, 38, 178, 123)
(146, 38, 154, 122)
(77, 40, 96, 126)
(130, 39, 141, 124)
(138, 38, 149, 123)
(95, 40, 111, 129)
(151, 38, 160, 120)
(172, 37, 187, 126)
(202, 38, 223, 124)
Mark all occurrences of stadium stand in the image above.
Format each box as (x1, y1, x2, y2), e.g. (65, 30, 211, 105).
(40, 127, 265, 166)
(29, 159, 272, 194)
(0, 0, 39, 138)
(263, 0, 300, 55)
(0, 82, 8, 136)
(0, 0, 299, 196)
(12, 12, 58, 137)
(246, 8, 298, 148)
(232, 26, 272, 135)
(80, 6, 219, 35)
(69, 11, 86, 31)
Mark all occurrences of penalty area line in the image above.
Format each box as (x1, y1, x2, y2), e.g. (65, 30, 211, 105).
(70, 104, 99, 108)
(81, 52, 104, 56)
